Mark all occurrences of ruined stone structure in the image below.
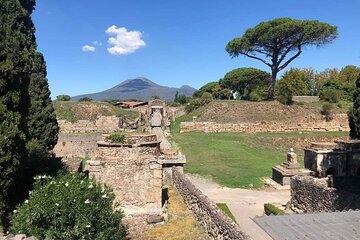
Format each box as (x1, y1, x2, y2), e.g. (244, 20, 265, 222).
(180, 114, 349, 133)
(304, 141, 360, 177)
(172, 169, 250, 240)
(291, 175, 360, 213)
(86, 133, 186, 222)
(272, 148, 311, 186)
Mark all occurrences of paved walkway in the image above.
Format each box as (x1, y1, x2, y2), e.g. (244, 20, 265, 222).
(187, 175, 291, 240)
(152, 127, 172, 150)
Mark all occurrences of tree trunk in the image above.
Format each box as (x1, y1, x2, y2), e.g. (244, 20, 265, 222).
(267, 69, 277, 100)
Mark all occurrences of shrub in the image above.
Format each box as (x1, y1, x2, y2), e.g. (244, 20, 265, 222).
(10, 174, 126, 240)
(185, 99, 202, 113)
(56, 95, 71, 101)
(319, 88, 340, 103)
(200, 92, 213, 105)
(321, 103, 334, 121)
(78, 97, 93, 102)
(264, 203, 285, 216)
(106, 133, 125, 143)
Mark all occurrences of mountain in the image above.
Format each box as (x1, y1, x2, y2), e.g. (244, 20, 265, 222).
(71, 77, 197, 101)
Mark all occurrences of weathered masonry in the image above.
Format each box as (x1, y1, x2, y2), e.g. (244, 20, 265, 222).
(86, 133, 185, 221)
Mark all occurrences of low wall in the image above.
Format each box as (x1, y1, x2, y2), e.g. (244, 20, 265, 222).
(291, 176, 360, 213)
(58, 116, 121, 133)
(172, 169, 249, 240)
(180, 114, 349, 133)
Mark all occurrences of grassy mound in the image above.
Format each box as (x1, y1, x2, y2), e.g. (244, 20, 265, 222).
(53, 101, 139, 122)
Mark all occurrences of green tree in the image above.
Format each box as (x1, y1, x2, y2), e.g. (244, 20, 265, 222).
(0, 0, 36, 227)
(56, 95, 71, 101)
(220, 68, 270, 100)
(226, 18, 337, 99)
(349, 74, 360, 139)
(27, 52, 59, 153)
(193, 82, 220, 98)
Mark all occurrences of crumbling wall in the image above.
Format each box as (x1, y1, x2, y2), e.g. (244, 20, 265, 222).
(291, 176, 360, 213)
(87, 141, 163, 215)
(172, 169, 249, 240)
(180, 114, 349, 133)
(53, 134, 102, 159)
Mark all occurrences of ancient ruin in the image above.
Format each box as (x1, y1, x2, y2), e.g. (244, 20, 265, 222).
(272, 148, 311, 186)
(86, 133, 186, 224)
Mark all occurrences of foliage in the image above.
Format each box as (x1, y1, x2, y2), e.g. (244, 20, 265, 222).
(319, 80, 345, 103)
(220, 68, 270, 100)
(105, 133, 125, 143)
(349, 74, 360, 139)
(0, 0, 37, 227)
(56, 95, 71, 101)
(200, 92, 213, 105)
(193, 81, 232, 100)
(27, 52, 59, 152)
(249, 86, 268, 101)
(216, 203, 237, 223)
(321, 103, 334, 121)
(264, 203, 285, 216)
(226, 18, 338, 99)
(174, 91, 188, 105)
(276, 80, 294, 105)
(279, 68, 316, 95)
(11, 174, 126, 240)
(185, 98, 202, 113)
(78, 97, 93, 102)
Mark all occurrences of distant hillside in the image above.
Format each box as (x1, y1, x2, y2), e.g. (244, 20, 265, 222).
(71, 77, 196, 101)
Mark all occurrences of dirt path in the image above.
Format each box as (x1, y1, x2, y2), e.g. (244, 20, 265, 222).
(187, 174, 291, 240)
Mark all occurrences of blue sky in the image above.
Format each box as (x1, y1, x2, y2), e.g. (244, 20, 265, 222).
(32, 0, 360, 98)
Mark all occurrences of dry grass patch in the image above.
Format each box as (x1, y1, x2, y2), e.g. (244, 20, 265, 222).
(144, 187, 210, 240)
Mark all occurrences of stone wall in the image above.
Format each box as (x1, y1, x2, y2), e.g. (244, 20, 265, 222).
(58, 116, 121, 133)
(53, 134, 103, 159)
(172, 169, 249, 240)
(291, 175, 360, 213)
(87, 138, 163, 217)
(180, 114, 349, 133)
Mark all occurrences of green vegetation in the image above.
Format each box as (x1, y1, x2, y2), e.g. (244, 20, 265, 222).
(106, 133, 126, 143)
(321, 103, 334, 121)
(11, 174, 126, 240)
(56, 95, 71, 101)
(264, 203, 285, 216)
(349, 74, 360, 139)
(185, 92, 213, 113)
(53, 101, 139, 122)
(27, 52, 59, 152)
(226, 18, 338, 99)
(216, 203, 237, 223)
(220, 68, 270, 100)
(171, 124, 348, 188)
(78, 97, 93, 102)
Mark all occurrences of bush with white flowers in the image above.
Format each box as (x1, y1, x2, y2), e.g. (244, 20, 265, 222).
(10, 174, 126, 240)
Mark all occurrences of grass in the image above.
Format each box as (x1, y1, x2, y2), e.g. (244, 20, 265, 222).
(144, 187, 209, 240)
(171, 125, 348, 188)
(53, 101, 139, 122)
(216, 203, 237, 223)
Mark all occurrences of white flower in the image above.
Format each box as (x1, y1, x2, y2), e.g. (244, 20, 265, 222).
(29, 191, 32, 195)
(25, 200, 29, 204)
(65, 182, 69, 187)
(102, 194, 107, 198)
(84, 199, 90, 204)
(88, 184, 93, 189)
(85, 224, 91, 228)
(55, 203, 60, 207)
(13, 210, 17, 213)
(80, 180, 84, 184)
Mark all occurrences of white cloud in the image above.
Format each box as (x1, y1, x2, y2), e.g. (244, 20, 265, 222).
(93, 41, 102, 46)
(105, 25, 145, 55)
(82, 45, 96, 52)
